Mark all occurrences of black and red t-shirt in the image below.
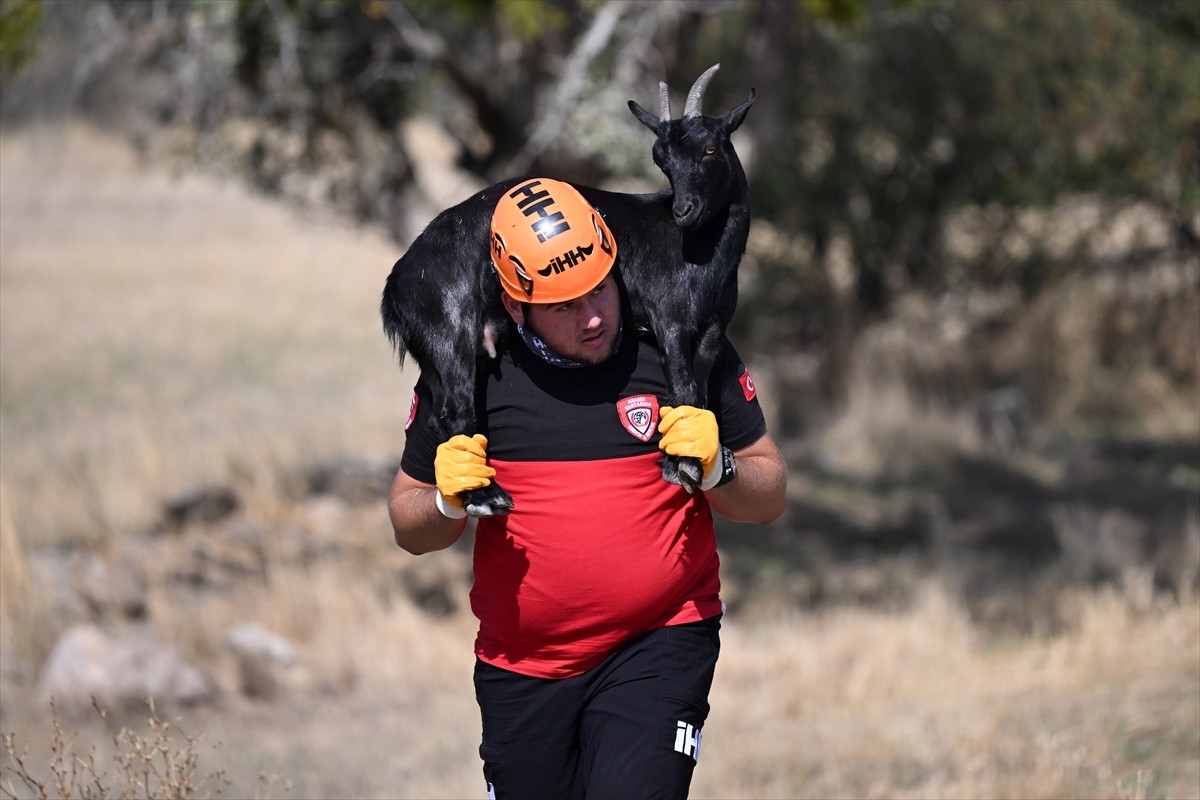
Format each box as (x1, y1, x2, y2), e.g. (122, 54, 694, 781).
(401, 331, 767, 679)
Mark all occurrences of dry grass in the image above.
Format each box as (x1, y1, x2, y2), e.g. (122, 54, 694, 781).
(2, 700, 229, 800)
(0, 122, 412, 546)
(1, 123, 1197, 799)
(698, 585, 1199, 799)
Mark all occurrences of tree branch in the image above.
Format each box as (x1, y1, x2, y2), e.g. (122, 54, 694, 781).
(383, 1, 522, 170)
(503, 0, 628, 176)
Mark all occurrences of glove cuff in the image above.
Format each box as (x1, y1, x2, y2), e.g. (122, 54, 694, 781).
(435, 491, 468, 520)
(700, 454, 722, 491)
(701, 446, 736, 491)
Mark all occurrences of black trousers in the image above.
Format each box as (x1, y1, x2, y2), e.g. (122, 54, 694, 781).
(473, 616, 721, 800)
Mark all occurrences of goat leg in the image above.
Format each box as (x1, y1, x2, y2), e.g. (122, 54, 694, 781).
(660, 455, 704, 495)
(650, 320, 706, 493)
(657, 368, 705, 494)
(441, 406, 511, 514)
(659, 319, 728, 494)
(459, 484, 515, 517)
(427, 356, 515, 517)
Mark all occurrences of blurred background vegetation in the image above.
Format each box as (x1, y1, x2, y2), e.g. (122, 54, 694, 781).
(2, 0, 1197, 607)
(1, 2, 1198, 796)
(4, 0, 1196, 420)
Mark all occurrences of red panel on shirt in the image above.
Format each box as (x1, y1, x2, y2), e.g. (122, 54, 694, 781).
(471, 451, 722, 679)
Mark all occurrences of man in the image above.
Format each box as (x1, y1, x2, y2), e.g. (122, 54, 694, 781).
(388, 178, 787, 799)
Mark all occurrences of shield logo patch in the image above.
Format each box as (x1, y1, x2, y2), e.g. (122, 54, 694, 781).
(617, 394, 660, 442)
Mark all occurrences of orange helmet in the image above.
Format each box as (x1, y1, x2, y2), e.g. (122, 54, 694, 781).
(489, 179, 618, 303)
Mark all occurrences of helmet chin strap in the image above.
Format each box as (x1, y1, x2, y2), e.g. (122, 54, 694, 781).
(516, 323, 623, 368)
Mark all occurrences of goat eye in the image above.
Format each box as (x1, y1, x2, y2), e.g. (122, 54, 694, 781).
(704, 146, 716, 156)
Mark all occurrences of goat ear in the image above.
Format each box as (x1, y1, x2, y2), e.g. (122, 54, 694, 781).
(719, 88, 757, 134)
(628, 100, 662, 133)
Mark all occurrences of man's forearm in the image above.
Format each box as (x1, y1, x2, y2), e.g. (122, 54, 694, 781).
(705, 435, 787, 524)
(389, 474, 469, 555)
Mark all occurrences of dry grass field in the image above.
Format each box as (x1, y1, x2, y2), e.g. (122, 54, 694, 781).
(0, 124, 1197, 799)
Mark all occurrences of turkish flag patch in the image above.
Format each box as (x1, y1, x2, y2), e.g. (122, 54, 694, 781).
(404, 391, 419, 431)
(739, 368, 757, 402)
(617, 394, 660, 442)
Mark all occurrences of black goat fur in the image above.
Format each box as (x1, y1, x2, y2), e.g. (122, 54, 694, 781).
(381, 67, 756, 516)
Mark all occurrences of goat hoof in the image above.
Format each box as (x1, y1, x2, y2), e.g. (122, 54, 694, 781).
(460, 484, 514, 517)
(661, 456, 703, 494)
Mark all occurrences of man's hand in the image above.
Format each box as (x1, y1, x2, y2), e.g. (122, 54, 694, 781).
(658, 406, 721, 489)
(434, 434, 496, 517)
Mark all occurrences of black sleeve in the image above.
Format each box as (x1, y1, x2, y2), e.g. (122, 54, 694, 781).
(399, 375, 439, 485)
(708, 337, 769, 452)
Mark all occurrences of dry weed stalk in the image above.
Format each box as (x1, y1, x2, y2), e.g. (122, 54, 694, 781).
(0, 481, 28, 620)
(0, 479, 51, 681)
(0, 700, 228, 800)
(1116, 769, 1158, 800)
(252, 771, 293, 800)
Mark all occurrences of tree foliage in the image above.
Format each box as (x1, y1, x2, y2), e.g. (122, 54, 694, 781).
(2, 0, 1195, 402)
(728, 1, 1198, 316)
(0, 0, 41, 77)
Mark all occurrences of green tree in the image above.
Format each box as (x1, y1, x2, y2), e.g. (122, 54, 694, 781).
(7, 0, 1193, 410)
(698, 0, 1199, 394)
(0, 0, 41, 78)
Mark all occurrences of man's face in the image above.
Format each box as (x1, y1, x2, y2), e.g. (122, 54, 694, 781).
(505, 273, 622, 365)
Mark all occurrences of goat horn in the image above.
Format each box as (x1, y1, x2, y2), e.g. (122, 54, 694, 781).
(683, 63, 720, 118)
(657, 81, 671, 121)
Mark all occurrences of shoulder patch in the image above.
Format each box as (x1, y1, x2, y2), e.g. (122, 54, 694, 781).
(616, 394, 660, 442)
(739, 368, 757, 402)
(404, 390, 419, 431)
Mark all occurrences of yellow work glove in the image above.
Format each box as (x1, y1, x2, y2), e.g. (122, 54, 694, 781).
(657, 406, 722, 490)
(433, 434, 496, 519)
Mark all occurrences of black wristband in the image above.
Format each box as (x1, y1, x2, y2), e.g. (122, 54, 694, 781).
(714, 446, 737, 488)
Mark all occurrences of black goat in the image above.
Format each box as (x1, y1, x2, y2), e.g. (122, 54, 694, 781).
(382, 64, 755, 516)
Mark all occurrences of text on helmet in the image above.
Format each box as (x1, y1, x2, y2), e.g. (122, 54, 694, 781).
(509, 180, 570, 243)
(538, 244, 595, 278)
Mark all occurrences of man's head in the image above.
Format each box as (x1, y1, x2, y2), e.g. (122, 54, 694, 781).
(490, 179, 621, 365)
